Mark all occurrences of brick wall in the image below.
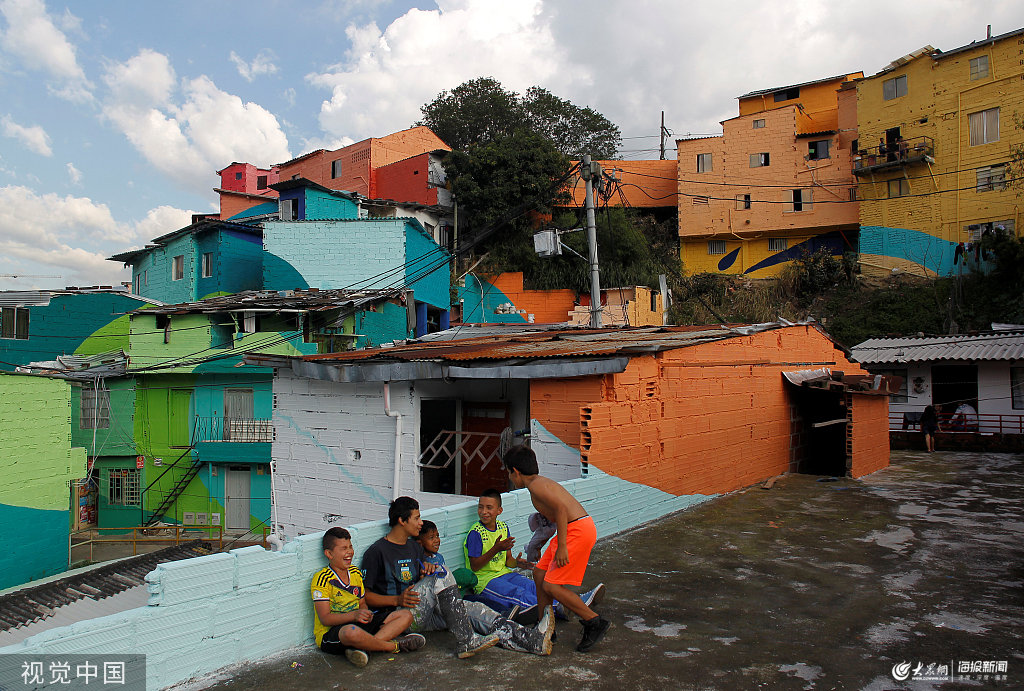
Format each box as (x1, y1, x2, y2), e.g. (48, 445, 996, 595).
(848, 393, 890, 478)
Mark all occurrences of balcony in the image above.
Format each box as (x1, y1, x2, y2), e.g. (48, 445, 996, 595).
(194, 417, 273, 464)
(853, 136, 934, 176)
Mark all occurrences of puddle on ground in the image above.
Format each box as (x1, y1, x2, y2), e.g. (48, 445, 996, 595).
(861, 526, 915, 552)
(779, 663, 823, 690)
(623, 616, 686, 637)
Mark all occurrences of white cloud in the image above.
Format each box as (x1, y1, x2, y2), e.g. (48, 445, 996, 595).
(65, 162, 81, 184)
(0, 185, 193, 286)
(230, 50, 279, 82)
(306, 0, 568, 141)
(0, 0, 92, 102)
(102, 50, 292, 193)
(1, 114, 52, 155)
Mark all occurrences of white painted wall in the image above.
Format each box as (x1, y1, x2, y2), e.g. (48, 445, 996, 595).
(270, 371, 582, 538)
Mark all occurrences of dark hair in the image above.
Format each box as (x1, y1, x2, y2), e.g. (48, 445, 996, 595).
(323, 527, 351, 551)
(389, 496, 420, 527)
(419, 520, 438, 537)
(480, 488, 503, 507)
(503, 445, 539, 476)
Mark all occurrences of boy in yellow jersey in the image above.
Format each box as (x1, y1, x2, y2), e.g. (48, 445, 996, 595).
(311, 527, 425, 667)
(465, 489, 604, 622)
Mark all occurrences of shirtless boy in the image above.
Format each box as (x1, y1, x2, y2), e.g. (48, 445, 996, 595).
(503, 445, 611, 652)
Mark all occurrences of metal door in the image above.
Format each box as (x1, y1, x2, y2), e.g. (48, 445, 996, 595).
(224, 467, 251, 530)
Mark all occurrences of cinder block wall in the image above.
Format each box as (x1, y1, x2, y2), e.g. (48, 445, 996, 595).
(848, 394, 890, 478)
(0, 470, 711, 690)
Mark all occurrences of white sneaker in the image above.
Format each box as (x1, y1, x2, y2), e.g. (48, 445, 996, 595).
(344, 649, 369, 667)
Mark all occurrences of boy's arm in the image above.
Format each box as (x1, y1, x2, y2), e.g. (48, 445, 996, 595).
(532, 481, 571, 567)
(466, 529, 515, 572)
(313, 600, 370, 627)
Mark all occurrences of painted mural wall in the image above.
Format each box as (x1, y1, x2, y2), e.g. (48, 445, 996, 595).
(0, 374, 87, 589)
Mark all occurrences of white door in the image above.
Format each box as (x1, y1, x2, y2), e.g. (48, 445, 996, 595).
(224, 468, 251, 530)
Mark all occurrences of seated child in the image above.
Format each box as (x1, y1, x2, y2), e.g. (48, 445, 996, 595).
(312, 527, 426, 667)
(417, 519, 554, 656)
(464, 489, 604, 622)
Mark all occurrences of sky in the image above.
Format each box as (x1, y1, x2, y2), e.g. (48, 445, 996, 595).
(0, 0, 1021, 290)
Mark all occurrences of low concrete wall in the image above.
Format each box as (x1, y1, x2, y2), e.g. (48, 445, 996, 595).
(0, 469, 714, 689)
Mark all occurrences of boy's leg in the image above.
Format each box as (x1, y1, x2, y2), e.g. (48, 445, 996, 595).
(541, 582, 595, 621)
(463, 600, 552, 655)
(478, 572, 536, 612)
(375, 609, 413, 645)
(435, 585, 500, 658)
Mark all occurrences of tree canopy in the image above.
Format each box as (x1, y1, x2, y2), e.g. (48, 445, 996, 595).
(418, 77, 621, 159)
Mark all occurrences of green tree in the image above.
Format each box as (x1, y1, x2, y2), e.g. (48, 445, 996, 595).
(418, 77, 621, 158)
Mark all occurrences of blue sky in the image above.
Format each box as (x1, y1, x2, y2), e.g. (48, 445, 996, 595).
(0, 0, 1021, 289)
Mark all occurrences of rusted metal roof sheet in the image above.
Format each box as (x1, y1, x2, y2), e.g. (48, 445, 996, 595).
(139, 288, 393, 315)
(852, 332, 1024, 364)
(305, 323, 800, 365)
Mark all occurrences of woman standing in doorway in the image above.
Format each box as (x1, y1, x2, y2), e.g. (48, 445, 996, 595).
(920, 405, 939, 452)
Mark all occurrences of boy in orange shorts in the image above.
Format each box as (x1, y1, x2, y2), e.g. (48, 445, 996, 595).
(503, 445, 611, 652)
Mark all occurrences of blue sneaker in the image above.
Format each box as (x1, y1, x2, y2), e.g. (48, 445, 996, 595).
(581, 583, 606, 615)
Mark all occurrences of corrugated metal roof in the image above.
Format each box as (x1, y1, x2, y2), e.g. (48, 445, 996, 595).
(139, 288, 393, 315)
(305, 322, 814, 365)
(738, 73, 857, 99)
(851, 332, 1024, 364)
(21, 350, 128, 379)
(0, 288, 162, 308)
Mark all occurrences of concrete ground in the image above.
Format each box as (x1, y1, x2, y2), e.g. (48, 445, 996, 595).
(199, 450, 1023, 690)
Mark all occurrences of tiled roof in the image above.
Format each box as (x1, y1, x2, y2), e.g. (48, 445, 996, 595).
(851, 332, 1024, 364)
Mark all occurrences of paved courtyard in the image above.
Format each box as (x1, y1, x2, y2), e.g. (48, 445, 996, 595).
(198, 450, 1023, 690)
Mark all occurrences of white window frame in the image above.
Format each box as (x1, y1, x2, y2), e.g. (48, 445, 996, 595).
(883, 75, 907, 100)
(109, 469, 141, 506)
(707, 240, 727, 255)
(172, 255, 184, 281)
(785, 188, 812, 212)
(202, 252, 213, 278)
(81, 384, 111, 430)
(280, 198, 297, 220)
(969, 55, 989, 80)
(768, 238, 788, 252)
(969, 107, 999, 146)
(696, 153, 712, 173)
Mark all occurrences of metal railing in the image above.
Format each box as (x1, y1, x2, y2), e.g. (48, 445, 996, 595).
(889, 411, 1024, 435)
(853, 135, 934, 172)
(418, 430, 504, 471)
(69, 525, 224, 564)
(194, 416, 273, 443)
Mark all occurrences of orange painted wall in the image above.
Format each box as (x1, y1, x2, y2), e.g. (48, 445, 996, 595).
(489, 273, 577, 324)
(219, 192, 271, 221)
(565, 160, 677, 208)
(374, 153, 439, 205)
(848, 394, 890, 478)
(370, 126, 450, 169)
(737, 74, 862, 128)
(530, 325, 890, 497)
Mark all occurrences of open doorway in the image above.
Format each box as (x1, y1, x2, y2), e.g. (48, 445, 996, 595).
(420, 400, 458, 494)
(789, 387, 849, 476)
(931, 364, 978, 419)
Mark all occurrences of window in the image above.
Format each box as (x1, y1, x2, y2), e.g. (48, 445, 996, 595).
(707, 240, 727, 255)
(108, 469, 140, 506)
(172, 255, 184, 281)
(202, 252, 213, 278)
(696, 153, 712, 172)
(966, 219, 1015, 241)
(133, 274, 141, 294)
(888, 178, 910, 197)
(750, 152, 770, 167)
(970, 55, 989, 80)
(691, 195, 710, 205)
(280, 198, 296, 220)
(851, 138, 859, 152)
(786, 189, 812, 212)
(848, 187, 858, 202)
(81, 384, 111, 429)
(883, 75, 907, 100)
(976, 164, 1007, 192)
(234, 171, 242, 180)
(808, 139, 831, 160)
(735, 194, 751, 210)
(752, 119, 765, 129)
(773, 87, 799, 102)
(876, 368, 909, 403)
(0, 307, 29, 339)
(256, 175, 267, 190)
(331, 159, 343, 179)
(1012, 367, 1024, 409)
(144, 270, 148, 286)
(768, 238, 788, 252)
(969, 107, 999, 146)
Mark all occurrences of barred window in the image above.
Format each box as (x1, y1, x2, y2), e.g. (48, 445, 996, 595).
(109, 469, 141, 506)
(707, 240, 727, 255)
(976, 164, 1006, 192)
(81, 384, 111, 429)
(768, 238, 787, 252)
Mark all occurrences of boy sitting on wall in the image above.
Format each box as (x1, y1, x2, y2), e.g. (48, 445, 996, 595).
(311, 527, 425, 667)
(465, 489, 604, 623)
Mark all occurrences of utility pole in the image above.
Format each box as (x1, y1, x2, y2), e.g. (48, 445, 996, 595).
(581, 155, 602, 328)
(660, 111, 666, 160)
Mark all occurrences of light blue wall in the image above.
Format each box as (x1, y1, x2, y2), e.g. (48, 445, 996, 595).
(227, 202, 277, 221)
(263, 219, 451, 310)
(353, 300, 411, 348)
(0, 463, 714, 688)
(858, 225, 989, 277)
(458, 274, 528, 324)
(303, 188, 358, 220)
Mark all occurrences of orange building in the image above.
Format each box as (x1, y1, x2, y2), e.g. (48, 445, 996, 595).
(676, 73, 862, 276)
(215, 126, 452, 220)
(564, 159, 677, 212)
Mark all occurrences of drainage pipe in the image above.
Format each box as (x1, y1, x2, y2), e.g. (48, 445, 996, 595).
(384, 382, 403, 499)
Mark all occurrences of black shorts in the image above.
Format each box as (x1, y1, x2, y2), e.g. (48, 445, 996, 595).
(319, 609, 393, 655)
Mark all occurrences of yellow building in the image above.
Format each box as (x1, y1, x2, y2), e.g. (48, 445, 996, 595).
(855, 28, 1024, 276)
(677, 73, 862, 277)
